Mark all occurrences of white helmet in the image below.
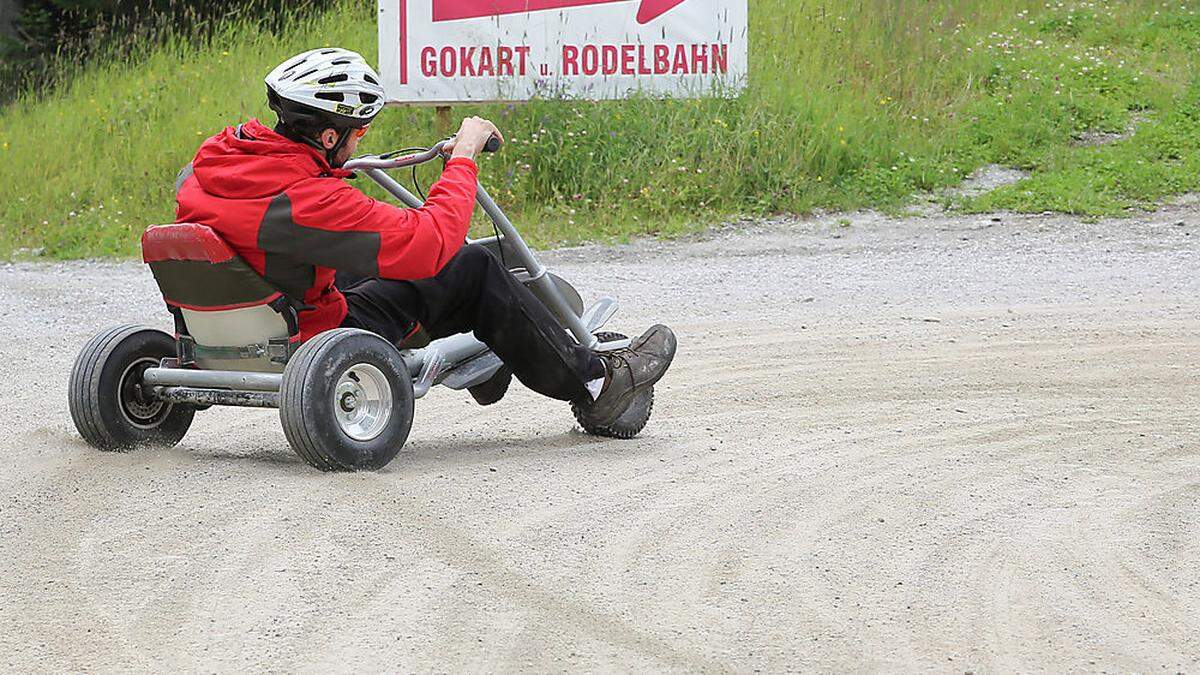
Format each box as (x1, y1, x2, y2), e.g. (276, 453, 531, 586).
(265, 48, 386, 132)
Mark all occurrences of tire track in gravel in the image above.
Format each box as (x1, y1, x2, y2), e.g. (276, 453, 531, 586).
(1, 206, 1199, 671)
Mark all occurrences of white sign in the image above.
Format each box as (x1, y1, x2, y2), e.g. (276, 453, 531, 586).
(377, 0, 748, 103)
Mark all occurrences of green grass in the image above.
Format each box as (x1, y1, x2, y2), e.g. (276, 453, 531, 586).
(1, 0, 1198, 259)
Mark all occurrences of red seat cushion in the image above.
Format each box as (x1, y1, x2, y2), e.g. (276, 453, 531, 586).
(142, 223, 283, 311)
(142, 223, 236, 264)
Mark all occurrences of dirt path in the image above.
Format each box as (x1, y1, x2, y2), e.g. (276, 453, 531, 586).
(1, 204, 1198, 672)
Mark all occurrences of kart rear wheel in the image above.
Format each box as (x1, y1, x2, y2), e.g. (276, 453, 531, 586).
(572, 332, 654, 439)
(68, 324, 195, 451)
(279, 328, 414, 472)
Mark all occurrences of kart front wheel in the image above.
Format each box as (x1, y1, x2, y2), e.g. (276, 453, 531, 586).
(279, 328, 414, 472)
(572, 331, 654, 439)
(68, 324, 195, 451)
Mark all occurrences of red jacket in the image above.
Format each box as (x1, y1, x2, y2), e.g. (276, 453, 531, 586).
(175, 118, 477, 341)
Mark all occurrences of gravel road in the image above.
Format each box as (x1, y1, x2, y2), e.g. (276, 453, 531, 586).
(1, 203, 1198, 672)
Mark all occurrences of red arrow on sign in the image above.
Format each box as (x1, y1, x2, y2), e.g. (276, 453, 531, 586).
(636, 0, 687, 23)
(433, 0, 688, 24)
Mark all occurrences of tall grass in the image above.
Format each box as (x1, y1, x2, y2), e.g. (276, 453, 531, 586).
(0, 0, 1197, 258)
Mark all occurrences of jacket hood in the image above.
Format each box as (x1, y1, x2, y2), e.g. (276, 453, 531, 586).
(190, 119, 349, 199)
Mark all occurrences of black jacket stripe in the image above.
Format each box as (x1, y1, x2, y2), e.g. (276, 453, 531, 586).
(257, 192, 382, 298)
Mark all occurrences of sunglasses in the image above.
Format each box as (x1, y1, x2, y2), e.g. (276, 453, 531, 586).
(352, 124, 370, 139)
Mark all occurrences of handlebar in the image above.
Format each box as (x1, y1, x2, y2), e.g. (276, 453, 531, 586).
(343, 134, 501, 172)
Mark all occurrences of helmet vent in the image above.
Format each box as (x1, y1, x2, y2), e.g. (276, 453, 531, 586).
(282, 55, 308, 72)
(266, 48, 387, 128)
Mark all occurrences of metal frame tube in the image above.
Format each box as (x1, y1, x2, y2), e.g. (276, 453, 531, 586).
(143, 368, 282, 392)
(402, 332, 491, 396)
(418, 332, 490, 366)
(474, 183, 599, 349)
(356, 147, 601, 351)
(467, 234, 503, 247)
(364, 168, 425, 208)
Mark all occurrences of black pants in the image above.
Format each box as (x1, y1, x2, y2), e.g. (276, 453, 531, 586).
(339, 244, 604, 402)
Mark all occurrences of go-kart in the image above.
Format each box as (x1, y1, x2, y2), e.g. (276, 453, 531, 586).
(68, 137, 653, 471)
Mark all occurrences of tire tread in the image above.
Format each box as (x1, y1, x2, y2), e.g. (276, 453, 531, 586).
(72, 325, 141, 449)
(572, 331, 655, 439)
(280, 330, 344, 471)
(280, 329, 412, 472)
(69, 324, 193, 451)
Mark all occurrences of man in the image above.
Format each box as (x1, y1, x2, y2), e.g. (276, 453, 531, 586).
(174, 47, 676, 430)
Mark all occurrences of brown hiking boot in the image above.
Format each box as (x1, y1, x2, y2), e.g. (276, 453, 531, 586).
(585, 324, 677, 427)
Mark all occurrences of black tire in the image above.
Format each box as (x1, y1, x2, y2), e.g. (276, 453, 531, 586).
(571, 332, 654, 439)
(68, 324, 195, 451)
(279, 328, 414, 472)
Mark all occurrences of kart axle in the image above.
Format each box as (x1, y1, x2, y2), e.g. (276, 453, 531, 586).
(152, 386, 280, 409)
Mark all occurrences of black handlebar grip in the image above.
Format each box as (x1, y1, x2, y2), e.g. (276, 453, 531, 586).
(483, 135, 502, 153)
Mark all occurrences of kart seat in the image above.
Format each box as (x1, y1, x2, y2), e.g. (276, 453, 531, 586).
(141, 223, 301, 373)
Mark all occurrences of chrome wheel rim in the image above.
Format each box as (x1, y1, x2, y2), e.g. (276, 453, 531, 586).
(333, 363, 392, 442)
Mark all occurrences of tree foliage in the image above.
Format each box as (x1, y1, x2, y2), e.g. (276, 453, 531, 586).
(1, 0, 327, 99)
